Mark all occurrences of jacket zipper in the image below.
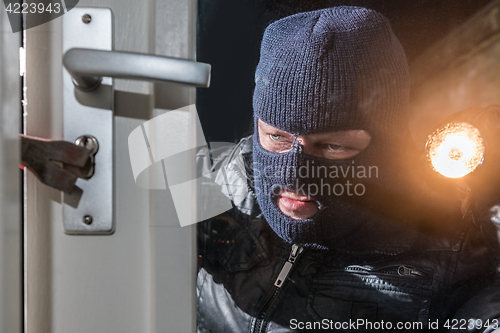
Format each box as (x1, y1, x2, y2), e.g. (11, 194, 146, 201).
(252, 244, 303, 333)
(344, 265, 426, 277)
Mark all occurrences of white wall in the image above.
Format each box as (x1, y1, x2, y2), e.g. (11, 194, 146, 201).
(0, 6, 22, 333)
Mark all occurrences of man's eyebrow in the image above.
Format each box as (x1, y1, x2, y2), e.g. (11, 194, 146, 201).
(259, 121, 293, 134)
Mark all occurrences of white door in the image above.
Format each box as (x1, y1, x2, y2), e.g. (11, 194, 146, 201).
(24, 1, 197, 332)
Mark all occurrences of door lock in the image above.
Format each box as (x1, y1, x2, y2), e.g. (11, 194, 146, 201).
(74, 135, 99, 179)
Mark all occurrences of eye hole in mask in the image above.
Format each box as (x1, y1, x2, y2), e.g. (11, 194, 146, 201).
(257, 118, 371, 160)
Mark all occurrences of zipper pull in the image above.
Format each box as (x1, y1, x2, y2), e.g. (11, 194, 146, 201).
(397, 265, 423, 276)
(274, 244, 303, 287)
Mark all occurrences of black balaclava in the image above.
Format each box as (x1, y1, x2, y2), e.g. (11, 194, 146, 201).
(252, 7, 413, 250)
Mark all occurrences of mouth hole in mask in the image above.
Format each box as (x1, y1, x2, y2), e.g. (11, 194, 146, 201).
(270, 184, 326, 220)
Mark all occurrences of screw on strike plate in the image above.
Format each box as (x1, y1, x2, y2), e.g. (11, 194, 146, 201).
(83, 215, 93, 225)
(82, 14, 92, 24)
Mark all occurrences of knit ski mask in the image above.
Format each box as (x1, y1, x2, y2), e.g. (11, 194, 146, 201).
(252, 7, 412, 250)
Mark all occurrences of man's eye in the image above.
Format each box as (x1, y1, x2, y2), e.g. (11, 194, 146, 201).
(328, 144, 344, 151)
(269, 134, 282, 141)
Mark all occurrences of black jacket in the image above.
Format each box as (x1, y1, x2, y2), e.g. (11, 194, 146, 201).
(197, 136, 500, 333)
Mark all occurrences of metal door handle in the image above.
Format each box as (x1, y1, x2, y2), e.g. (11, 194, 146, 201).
(63, 48, 211, 91)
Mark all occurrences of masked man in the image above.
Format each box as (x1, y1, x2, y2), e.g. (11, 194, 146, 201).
(197, 6, 500, 332)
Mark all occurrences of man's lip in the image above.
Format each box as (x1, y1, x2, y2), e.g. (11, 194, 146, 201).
(277, 196, 318, 211)
(275, 190, 318, 217)
(277, 190, 314, 202)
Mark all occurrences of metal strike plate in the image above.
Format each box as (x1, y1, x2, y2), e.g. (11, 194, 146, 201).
(62, 8, 114, 234)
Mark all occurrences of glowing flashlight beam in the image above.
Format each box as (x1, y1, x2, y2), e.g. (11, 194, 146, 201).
(426, 122, 485, 178)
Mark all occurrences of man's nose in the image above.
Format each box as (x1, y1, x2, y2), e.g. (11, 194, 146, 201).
(289, 134, 304, 152)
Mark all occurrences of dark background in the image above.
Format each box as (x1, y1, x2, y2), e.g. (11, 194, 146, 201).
(196, 0, 493, 143)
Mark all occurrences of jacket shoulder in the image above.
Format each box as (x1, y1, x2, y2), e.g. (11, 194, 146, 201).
(201, 136, 257, 218)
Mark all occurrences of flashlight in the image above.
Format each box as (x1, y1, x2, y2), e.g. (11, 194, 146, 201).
(426, 122, 485, 178)
(424, 105, 500, 217)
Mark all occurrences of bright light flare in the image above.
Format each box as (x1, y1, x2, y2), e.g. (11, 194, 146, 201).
(426, 122, 485, 178)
